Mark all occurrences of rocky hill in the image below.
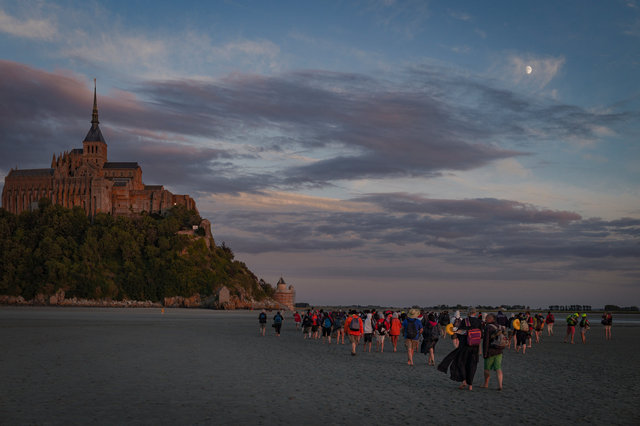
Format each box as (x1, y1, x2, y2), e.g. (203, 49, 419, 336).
(0, 200, 282, 309)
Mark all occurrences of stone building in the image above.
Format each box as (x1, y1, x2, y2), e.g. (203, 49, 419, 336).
(273, 277, 295, 310)
(1, 81, 197, 217)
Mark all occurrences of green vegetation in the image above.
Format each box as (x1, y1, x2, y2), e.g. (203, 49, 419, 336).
(0, 199, 271, 302)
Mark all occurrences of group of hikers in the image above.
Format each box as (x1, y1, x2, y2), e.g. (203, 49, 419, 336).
(258, 307, 614, 390)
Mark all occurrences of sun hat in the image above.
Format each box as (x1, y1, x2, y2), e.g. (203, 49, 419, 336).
(408, 309, 420, 319)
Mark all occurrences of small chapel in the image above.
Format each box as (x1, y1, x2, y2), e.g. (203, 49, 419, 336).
(1, 81, 196, 217)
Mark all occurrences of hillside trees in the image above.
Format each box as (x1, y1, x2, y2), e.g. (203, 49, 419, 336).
(0, 201, 269, 302)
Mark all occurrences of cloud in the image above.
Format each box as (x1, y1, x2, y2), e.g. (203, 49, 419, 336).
(206, 192, 639, 281)
(1, 60, 634, 198)
(0, 8, 57, 40)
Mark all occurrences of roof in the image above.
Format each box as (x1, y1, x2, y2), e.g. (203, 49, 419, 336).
(71, 148, 83, 154)
(84, 124, 105, 143)
(103, 162, 139, 169)
(8, 168, 54, 177)
(277, 277, 286, 285)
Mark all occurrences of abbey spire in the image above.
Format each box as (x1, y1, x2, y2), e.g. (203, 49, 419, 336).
(91, 78, 99, 127)
(83, 79, 106, 144)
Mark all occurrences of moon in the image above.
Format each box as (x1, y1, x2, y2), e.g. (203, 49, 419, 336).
(526, 65, 533, 74)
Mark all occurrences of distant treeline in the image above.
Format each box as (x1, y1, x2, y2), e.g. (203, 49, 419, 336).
(0, 199, 270, 302)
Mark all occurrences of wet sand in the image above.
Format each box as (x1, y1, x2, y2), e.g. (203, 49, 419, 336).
(0, 307, 637, 425)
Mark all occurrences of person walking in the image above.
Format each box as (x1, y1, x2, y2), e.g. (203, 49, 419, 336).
(258, 309, 267, 336)
(273, 311, 283, 336)
(545, 311, 555, 336)
(579, 314, 590, 344)
(564, 313, 579, 344)
(438, 310, 450, 339)
(601, 312, 613, 340)
(389, 312, 402, 352)
(345, 310, 364, 356)
(438, 307, 482, 390)
(402, 309, 423, 366)
(333, 310, 345, 344)
(421, 313, 439, 366)
(321, 311, 334, 344)
(515, 313, 529, 354)
(362, 311, 374, 353)
(481, 313, 505, 390)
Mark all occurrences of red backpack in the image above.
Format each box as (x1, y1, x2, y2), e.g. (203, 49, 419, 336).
(465, 318, 482, 346)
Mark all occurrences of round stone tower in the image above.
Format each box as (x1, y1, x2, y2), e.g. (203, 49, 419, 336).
(273, 277, 295, 310)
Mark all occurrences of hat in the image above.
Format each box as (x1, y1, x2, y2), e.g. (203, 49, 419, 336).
(582, 313, 587, 317)
(408, 309, 420, 319)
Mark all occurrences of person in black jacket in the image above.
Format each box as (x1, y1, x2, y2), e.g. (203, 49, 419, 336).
(437, 307, 481, 390)
(481, 313, 504, 390)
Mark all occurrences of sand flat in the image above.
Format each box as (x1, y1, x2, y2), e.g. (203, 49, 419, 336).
(0, 307, 637, 425)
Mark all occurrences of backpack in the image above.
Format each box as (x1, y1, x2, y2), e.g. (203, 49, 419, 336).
(439, 313, 450, 326)
(490, 325, 508, 349)
(519, 318, 529, 332)
(465, 318, 482, 346)
(259, 313, 266, 323)
(274, 315, 282, 324)
(349, 316, 361, 331)
(323, 316, 332, 328)
(333, 316, 343, 328)
(429, 324, 439, 339)
(405, 318, 418, 339)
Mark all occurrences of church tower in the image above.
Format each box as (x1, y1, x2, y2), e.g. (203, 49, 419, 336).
(82, 79, 108, 167)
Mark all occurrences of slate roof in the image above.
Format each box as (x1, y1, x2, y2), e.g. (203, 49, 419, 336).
(84, 125, 105, 143)
(103, 162, 139, 169)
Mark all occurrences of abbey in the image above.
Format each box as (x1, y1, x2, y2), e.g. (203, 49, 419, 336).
(1, 82, 197, 217)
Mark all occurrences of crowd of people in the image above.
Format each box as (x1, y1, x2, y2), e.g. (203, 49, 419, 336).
(257, 307, 614, 390)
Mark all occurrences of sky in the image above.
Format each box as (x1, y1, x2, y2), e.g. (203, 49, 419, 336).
(0, 0, 639, 308)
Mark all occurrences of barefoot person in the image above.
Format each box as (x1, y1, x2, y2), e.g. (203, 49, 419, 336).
(481, 314, 504, 390)
(564, 313, 579, 344)
(258, 310, 267, 336)
(345, 310, 363, 356)
(438, 307, 481, 390)
(332, 310, 345, 344)
(389, 312, 402, 352)
(601, 311, 613, 340)
(293, 311, 301, 330)
(403, 309, 423, 366)
(515, 313, 529, 354)
(273, 311, 283, 336)
(545, 311, 555, 336)
(421, 313, 439, 366)
(579, 314, 590, 344)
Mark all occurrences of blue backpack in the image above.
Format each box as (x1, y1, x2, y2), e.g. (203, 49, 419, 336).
(323, 317, 332, 328)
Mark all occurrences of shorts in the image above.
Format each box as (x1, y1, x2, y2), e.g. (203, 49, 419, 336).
(364, 333, 373, 343)
(311, 325, 319, 332)
(348, 334, 360, 344)
(303, 326, 311, 334)
(322, 327, 331, 337)
(405, 339, 419, 350)
(260, 323, 266, 329)
(484, 354, 502, 371)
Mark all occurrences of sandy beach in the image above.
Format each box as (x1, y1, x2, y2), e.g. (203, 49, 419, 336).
(0, 307, 637, 425)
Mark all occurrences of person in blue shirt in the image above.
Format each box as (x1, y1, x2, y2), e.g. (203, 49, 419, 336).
(402, 309, 423, 366)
